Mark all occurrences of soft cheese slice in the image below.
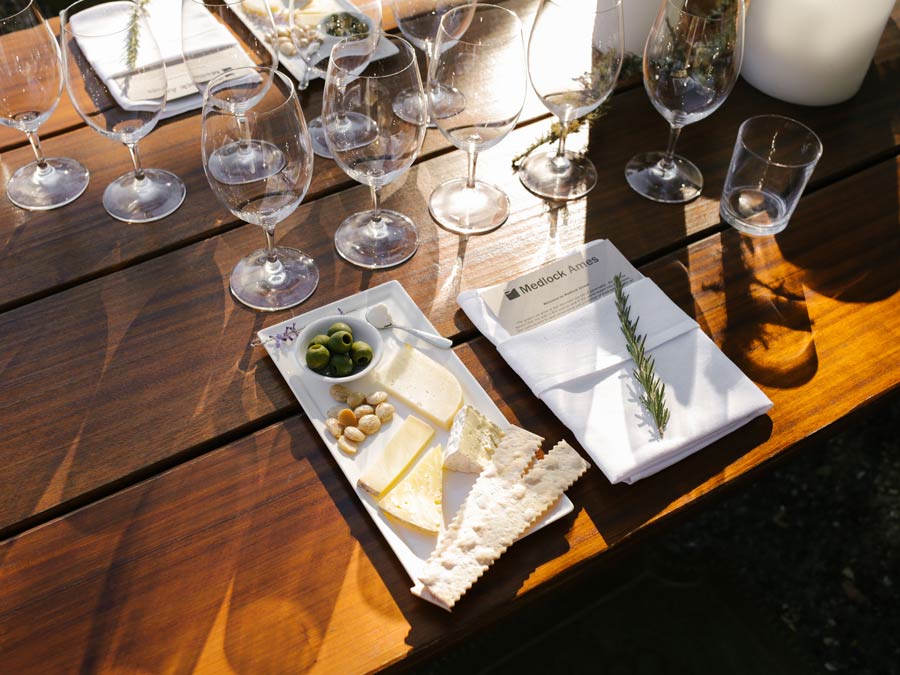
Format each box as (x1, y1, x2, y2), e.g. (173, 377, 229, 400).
(378, 444, 443, 533)
(358, 415, 435, 496)
(443, 406, 504, 474)
(376, 344, 463, 431)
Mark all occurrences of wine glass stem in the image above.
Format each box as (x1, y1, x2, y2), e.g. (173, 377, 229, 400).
(552, 117, 571, 171)
(660, 124, 683, 171)
(24, 130, 48, 170)
(236, 114, 253, 153)
(369, 183, 384, 226)
(264, 225, 278, 263)
(126, 142, 145, 180)
(466, 147, 478, 189)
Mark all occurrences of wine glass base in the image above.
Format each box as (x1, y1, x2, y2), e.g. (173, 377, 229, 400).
(103, 169, 186, 223)
(393, 84, 465, 128)
(7, 157, 90, 211)
(429, 178, 510, 235)
(311, 113, 379, 159)
(625, 151, 703, 203)
(334, 209, 418, 269)
(206, 140, 286, 185)
(230, 246, 319, 311)
(518, 150, 597, 201)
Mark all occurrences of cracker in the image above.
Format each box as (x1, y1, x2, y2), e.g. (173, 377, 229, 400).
(419, 440, 589, 609)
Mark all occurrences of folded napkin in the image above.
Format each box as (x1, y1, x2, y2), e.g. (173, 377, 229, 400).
(458, 240, 773, 484)
(70, 0, 250, 118)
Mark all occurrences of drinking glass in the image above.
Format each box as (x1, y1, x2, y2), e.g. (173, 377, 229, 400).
(202, 66, 317, 310)
(182, 0, 281, 181)
(388, 0, 471, 125)
(61, 0, 185, 222)
(428, 3, 526, 235)
(0, 0, 89, 210)
(322, 34, 426, 269)
(519, 0, 623, 201)
(289, 0, 382, 158)
(625, 0, 744, 203)
(721, 115, 822, 236)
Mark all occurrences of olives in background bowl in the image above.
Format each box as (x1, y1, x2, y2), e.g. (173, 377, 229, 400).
(295, 314, 383, 382)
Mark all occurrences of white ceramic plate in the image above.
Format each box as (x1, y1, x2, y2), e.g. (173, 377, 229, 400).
(258, 280, 574, 605)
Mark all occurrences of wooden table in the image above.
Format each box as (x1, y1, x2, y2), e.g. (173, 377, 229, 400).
(2, 2, 899, 672)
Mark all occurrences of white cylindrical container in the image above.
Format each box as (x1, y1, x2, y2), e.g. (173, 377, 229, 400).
(741, 0, 896, 106)
(623, 0, 660, 55)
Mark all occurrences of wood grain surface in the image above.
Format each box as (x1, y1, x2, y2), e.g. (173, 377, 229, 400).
(1, 3, 899, 674)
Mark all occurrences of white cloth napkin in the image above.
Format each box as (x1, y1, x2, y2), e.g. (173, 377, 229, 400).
(70, 0, 246, 118)
(458, 243, 773, 484)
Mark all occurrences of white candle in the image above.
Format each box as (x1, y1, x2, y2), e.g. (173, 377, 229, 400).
(742, 0, 895, 106)
(623, 0, 661, 56)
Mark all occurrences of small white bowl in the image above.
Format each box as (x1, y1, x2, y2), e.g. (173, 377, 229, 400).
(296, 314, 383, 383)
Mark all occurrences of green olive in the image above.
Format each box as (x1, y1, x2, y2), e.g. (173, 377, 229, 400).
(330, 353, 354, 377)
(305, 343, 330, 370)
(309, 334, 330, 348)
(327, 322, 353, 337)
(327, 330, 353, 354)
(350, 341, 374, 367)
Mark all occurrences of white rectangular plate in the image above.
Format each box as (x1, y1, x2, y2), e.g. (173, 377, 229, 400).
(259, 281, 574, 604)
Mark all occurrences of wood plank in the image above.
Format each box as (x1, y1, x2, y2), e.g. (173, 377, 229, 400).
(2, 155, 897, 672)
(3, 4, 899, 310)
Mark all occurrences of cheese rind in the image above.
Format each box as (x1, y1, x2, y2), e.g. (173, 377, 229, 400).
(375, 345, 463, 430)
(378, 444, 444, 533)
(358, 415, 434, 496)
(443, 406, 504, 474)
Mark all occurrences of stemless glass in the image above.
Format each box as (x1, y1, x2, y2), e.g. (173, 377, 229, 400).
(289, 0, 382, 159)
(388, 0, 470, 125)
(0, 0, 89, 210)
(323, 34, 426, 269)
(202, 67, 317, 311)
(61, 0, 185, 222)
(182, 0, 281, 181)
(519, 0, 623, 201)
(625, 0, 744, 203)
(428, 3, 526, 235)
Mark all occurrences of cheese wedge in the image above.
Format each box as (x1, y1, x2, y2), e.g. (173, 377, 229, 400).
(378, 444, 443, 533)
(375, 344, 463, 430)
(358, 415, 434, 496)
(443, 405, 504, 473)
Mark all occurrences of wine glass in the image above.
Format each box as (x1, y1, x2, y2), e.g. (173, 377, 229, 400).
(428, 3, 526, 235)
(322, 34, 426, 269)
(0, 0, 89, 210)
(388, 0, 471, 126)
(182, 0, 282, 182)
(519, 0, 623, 201)
(289, 0, 382, 159)
(625, 0, 744, 203)
(61, 0, 186, 223)
(202, 66, 317, 311)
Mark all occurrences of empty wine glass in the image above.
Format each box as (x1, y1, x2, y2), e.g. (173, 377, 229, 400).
(61, 0, 185, 222)
(182, 0, 282, 182)
(625, 0, 744, 203)
(428, 3, 526, 235)
(202, 66, 317, 311)
(0, 0, 89, 210)
(322, 34, 426, 269)
(289, 0, 382, 159)
(519, 0, 623, 201)
(388, 0, 470, 126)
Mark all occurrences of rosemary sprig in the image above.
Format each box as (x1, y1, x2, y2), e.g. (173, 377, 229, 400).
(124, 0, 150, 70)
(511, 52, 642, 172)
(613, 273, 670, 438)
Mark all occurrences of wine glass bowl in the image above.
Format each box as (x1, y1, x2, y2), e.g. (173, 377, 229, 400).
(518, 0, 624, 201)
(61, 0, 185, 223)
(625, 0, 744, 203)
(0, 0, 89, 210)
(427, 3, 526, 235)
(202, 66, 317, 311)
(323, 33, 426, 269)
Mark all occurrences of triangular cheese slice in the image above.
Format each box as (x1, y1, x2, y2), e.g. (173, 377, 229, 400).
(358, 415, 434, 496)
(378, 444, 443, 534)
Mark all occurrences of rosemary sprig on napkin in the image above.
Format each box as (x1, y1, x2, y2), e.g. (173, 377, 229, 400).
(124, 0, 150, 70)
(614, 274, 670, 438)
